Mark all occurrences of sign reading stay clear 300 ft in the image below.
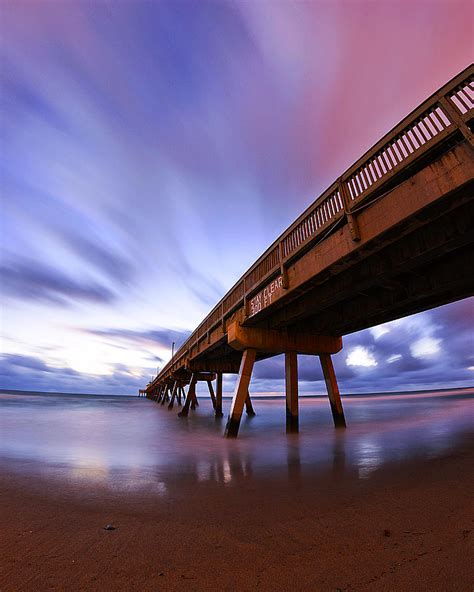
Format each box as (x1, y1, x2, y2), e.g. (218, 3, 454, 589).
(249, 275, 284, 317)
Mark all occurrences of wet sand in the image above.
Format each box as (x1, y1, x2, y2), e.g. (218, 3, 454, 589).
(1, 391, 473, 591)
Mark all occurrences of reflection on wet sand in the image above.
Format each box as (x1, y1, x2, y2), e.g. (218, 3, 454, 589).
(0, 389, 473, 494)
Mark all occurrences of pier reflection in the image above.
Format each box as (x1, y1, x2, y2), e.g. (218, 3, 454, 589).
(0, 390, 473, 494)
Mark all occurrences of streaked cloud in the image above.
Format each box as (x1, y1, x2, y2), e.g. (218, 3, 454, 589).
(1, 2, 472, 394)
(0, 353, 147, 395)
(410, 337, 442, 359)
(1, 257, 116, 306)
(387, 354, 402, 364)
(82, 327, 191, 351)
(370, 325, 390, 340)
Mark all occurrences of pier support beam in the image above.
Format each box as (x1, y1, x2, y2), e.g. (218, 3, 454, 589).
(224, 349, 256, 438)
(160, 383, 169, 405)
(207, 380, 217, 410)
(285, 352, 299, 433)
(319, 354, 346, 428)
(168, 381, 178, 410)
(156, 384, 163, 403)
(245, 391, 256, 416)
(179, 374, 197, 417)
(215, 373, 223, 417)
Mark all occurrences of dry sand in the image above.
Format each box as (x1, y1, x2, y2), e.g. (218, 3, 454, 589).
(1, 437, 473, 592)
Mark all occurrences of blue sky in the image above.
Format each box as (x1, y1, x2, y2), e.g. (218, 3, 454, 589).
(1, 1, 473, 395)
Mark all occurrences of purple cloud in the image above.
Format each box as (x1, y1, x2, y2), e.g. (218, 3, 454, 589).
(82, 327, 190, 351)
(1, 257, 116, 306)
(251, 299, 474, 394)
(0, 353, 146, 395)
(1, 2, 472, 394)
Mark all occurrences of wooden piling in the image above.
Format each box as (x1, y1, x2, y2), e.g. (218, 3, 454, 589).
(160, 384, 169, 405)
(215, 373, 223, 417)
(207, 380, 217, 410)
(191, 388, 199, 409)
(285, 351, 299, 433)
(224, 349, 256, 438)
(179, 374, 197, 417)
(245, 391, 256, 416)
(156, 384, 163, 403)
(168, 381, 178, 410)
(319, 354, 346, 428)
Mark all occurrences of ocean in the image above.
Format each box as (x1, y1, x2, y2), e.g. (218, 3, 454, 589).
(1, 388, 473, 494)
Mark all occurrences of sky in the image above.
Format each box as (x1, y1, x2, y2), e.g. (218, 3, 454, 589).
(1, 1, 473, 396)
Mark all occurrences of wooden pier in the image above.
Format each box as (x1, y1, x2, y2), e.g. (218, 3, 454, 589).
(142, 65, 474, 437)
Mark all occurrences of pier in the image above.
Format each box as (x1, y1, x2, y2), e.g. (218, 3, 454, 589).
(143, 65, 474, 437)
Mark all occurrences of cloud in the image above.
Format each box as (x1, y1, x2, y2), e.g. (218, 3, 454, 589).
(370, 325, 390, 340)
(61, 234, 134, 287)
(82, 327, 191, 351)
(1, 353, 52, 373)
(1, 299, 473, 396)
(0, 257, 116, 306)
(387, 354, 402, 364)
(250, 299, 474, 394)
(0, 353, 146, 395)
(410, 337, 442, 359)
(253, 353, 356, 383)
(1, 3, 472, 396)
(346, 346, 378, 368)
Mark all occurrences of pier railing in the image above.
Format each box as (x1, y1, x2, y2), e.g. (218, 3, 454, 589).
(150, 65, 473, 388)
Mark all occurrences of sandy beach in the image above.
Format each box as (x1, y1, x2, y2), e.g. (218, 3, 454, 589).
(1, 392, 473, 591)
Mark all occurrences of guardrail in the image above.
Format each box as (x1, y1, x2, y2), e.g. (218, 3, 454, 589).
(149, 65, 473, 388)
